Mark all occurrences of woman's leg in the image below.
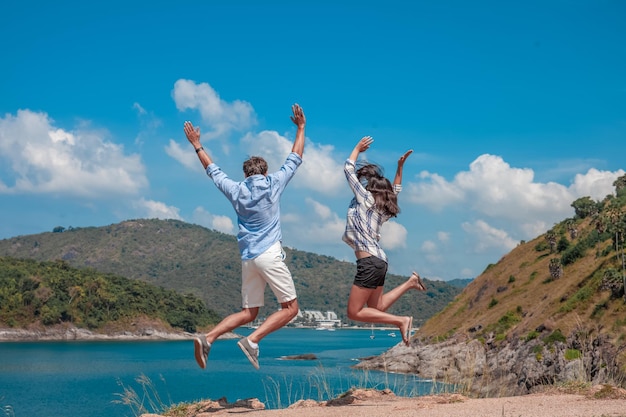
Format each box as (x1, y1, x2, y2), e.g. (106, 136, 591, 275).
(370, 272, 426, 312)
(347, 284, 412, 344)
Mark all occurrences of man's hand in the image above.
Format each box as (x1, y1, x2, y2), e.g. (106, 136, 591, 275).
(184, 121, 201, 147)
(290, 103, 306, 157)
(184, 121, 213, 168)
(290, 104, 306, 127)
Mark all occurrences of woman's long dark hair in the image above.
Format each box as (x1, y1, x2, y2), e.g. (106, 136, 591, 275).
(356, 163, 400, 217)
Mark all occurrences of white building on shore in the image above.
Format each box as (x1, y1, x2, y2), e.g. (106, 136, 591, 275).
(296, 309, 341, 328)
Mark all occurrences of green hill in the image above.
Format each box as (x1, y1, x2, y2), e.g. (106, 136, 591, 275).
(418, 179, 626, 373)
(0, 257, 219, 332)
(446, 278, 474, 288)
(0, 219, 460, 325)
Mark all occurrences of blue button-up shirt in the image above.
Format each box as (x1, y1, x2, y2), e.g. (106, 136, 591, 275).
(206, 152, 302, 259)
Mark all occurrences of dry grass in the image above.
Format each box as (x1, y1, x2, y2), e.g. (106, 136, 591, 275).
(419, 217, 625, 350)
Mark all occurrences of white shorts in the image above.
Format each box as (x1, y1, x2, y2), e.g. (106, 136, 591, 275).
(241, 241, 297, 308)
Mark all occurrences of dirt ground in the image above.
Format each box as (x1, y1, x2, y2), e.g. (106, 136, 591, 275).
(142, 386, 626, 417)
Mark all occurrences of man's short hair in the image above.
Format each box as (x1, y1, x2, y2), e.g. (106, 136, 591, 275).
(243, 156, 268, 177)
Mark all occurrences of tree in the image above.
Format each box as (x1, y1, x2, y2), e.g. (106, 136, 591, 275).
(571, 197, 598, 219)
(557, 236, 570, 252)
(614, 174, 626, 197)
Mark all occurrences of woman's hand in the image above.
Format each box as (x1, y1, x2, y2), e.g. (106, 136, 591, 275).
(349, 136, 373, 161)
(393, 149, 413, 186)
(398, 149, 413, 167)
(355, 136, 374, 153)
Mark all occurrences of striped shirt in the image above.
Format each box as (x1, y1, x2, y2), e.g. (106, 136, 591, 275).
(342, 159, 401, 263)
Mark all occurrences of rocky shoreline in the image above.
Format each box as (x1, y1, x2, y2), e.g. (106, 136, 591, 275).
(355, 329, 624, 397)
(0, 325, 239, 342)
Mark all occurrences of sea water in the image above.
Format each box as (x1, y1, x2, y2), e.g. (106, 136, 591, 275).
(0, 328, 433, 417)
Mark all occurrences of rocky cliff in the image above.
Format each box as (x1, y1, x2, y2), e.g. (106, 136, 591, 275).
(356, 324, 623, 397)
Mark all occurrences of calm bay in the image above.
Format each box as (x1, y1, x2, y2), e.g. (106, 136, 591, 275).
(0, 328, 432, 417)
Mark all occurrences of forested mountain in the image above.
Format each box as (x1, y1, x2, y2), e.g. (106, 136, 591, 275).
(0, 257, 219, 332)
(446, 278, 473, 288)
(0, 220, 461, 325)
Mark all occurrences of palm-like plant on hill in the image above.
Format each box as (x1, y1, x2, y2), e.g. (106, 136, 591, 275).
(549, 258, 563, 280)
(565, 219, 578, 240)
(601, 268, 624, 299)
(545, 229, 557, 253)
(601, 183, 626, 302)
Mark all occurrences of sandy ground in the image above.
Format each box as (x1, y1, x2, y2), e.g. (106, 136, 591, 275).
(270, 394, 626, 417)
(142, 387, 626, 417)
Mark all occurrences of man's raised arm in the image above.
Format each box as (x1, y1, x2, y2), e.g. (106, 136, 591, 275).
(184, 121, 213, 169)
(289, 104, 306, 158)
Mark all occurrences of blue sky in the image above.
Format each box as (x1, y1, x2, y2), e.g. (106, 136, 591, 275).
(1, 1, 624, 281)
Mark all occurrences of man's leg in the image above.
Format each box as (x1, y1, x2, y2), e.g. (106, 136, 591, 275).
(194, 307, 259, 369)
(247, 298, 298, 343)
(238, 299, 298, 370)
(246, 241, 299, 344)
(205, 307, 259, 344)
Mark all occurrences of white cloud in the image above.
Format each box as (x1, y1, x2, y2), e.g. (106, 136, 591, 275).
(455, 155, 572, 220)
(165, 139, 202, 171)
(421, 240, 437, 252)
(212, 215, 235, 234)
(49, 129, 75, 145)
(437, 231, 450, 242)
(420, 240, 442, 263)
(308, 197, 333, 219)
(283, 198, 345, 246)
(570, 168, 625, 201)
(406, 171, 464, 210)
(134, 198, 182, 220)
(380, 220, 408, 250)
(0, 109, 147, 198)
(460, 268, 474, 277)
(241, 130, 292, 167)
(462, 219, 518, 253)
(133, 102, 147, 115)
(406, 153, 624, 239)
(191, 206, 235, 234)
(171, 80, 344, 195)
(241, 131, 344, 195)
(172, 79, 256, 140)
(297, 142, 345, 195)
(133, 102, 162, 146)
